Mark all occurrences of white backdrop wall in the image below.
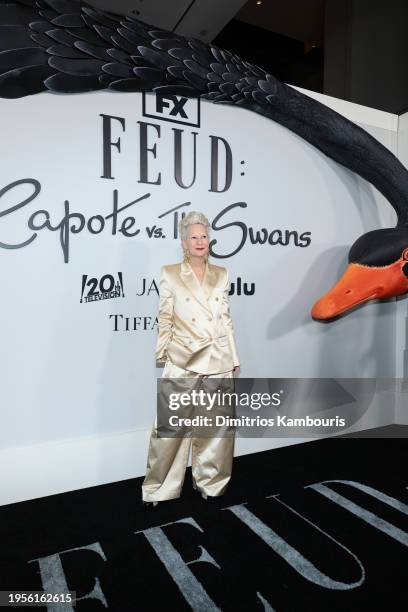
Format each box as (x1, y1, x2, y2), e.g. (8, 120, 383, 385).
(0, 87, 402, 505)
(396, 109, 408, 423)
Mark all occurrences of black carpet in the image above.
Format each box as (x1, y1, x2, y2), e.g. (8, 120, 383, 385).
(1, 428, 408, 611)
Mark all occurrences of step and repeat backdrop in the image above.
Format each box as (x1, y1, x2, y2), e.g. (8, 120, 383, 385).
(0, 90, 397, 454)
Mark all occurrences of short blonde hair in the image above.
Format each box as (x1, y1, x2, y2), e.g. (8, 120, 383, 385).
(179, 211, 210, 241)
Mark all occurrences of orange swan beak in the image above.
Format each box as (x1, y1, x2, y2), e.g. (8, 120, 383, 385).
(311, 257, 408, 321)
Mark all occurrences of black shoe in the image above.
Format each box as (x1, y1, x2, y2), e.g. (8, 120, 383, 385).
(201, 492, 218, 501)
(142, 500, 159, 508)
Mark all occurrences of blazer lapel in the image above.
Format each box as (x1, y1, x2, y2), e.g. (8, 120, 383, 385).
(201, 262, 218, 300)
(180, 261, 216, 314)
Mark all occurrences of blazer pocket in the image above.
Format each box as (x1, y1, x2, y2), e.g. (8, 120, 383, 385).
(217, 335, 229, 346)
(173, 334, 193, 349)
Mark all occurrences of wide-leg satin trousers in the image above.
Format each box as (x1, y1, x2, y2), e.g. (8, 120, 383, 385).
(142, 359, 235, 502)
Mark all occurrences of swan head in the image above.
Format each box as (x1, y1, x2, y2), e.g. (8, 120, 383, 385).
(311, 227, 408, 321)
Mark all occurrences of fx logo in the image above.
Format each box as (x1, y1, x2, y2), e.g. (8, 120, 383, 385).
(143, 92, 201, 127)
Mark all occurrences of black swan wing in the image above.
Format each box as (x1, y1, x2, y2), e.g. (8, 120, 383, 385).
(1, 0, 408, 225)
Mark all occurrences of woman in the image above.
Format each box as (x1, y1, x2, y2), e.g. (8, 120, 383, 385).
(142, 211, 240, 506)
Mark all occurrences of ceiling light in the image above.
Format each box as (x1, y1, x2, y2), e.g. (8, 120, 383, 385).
(256, 1, 262, 5)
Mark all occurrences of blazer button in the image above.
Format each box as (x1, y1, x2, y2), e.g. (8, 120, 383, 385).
(186, 297, 190, 301)
(215, 297, 219, 301)
(192, 317, 196, 322)
(218, 315, 222, 319)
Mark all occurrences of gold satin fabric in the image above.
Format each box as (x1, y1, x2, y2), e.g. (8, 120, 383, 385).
(142, 359, 235, 502)
(155, 260, 240, 375)
(142, 260, 239, 502)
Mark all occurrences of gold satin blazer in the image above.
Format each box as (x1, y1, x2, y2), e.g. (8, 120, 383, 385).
(155, 261, 240, 374)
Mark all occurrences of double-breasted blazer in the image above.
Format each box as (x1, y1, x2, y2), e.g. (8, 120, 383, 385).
(155, 260, 240, 375)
